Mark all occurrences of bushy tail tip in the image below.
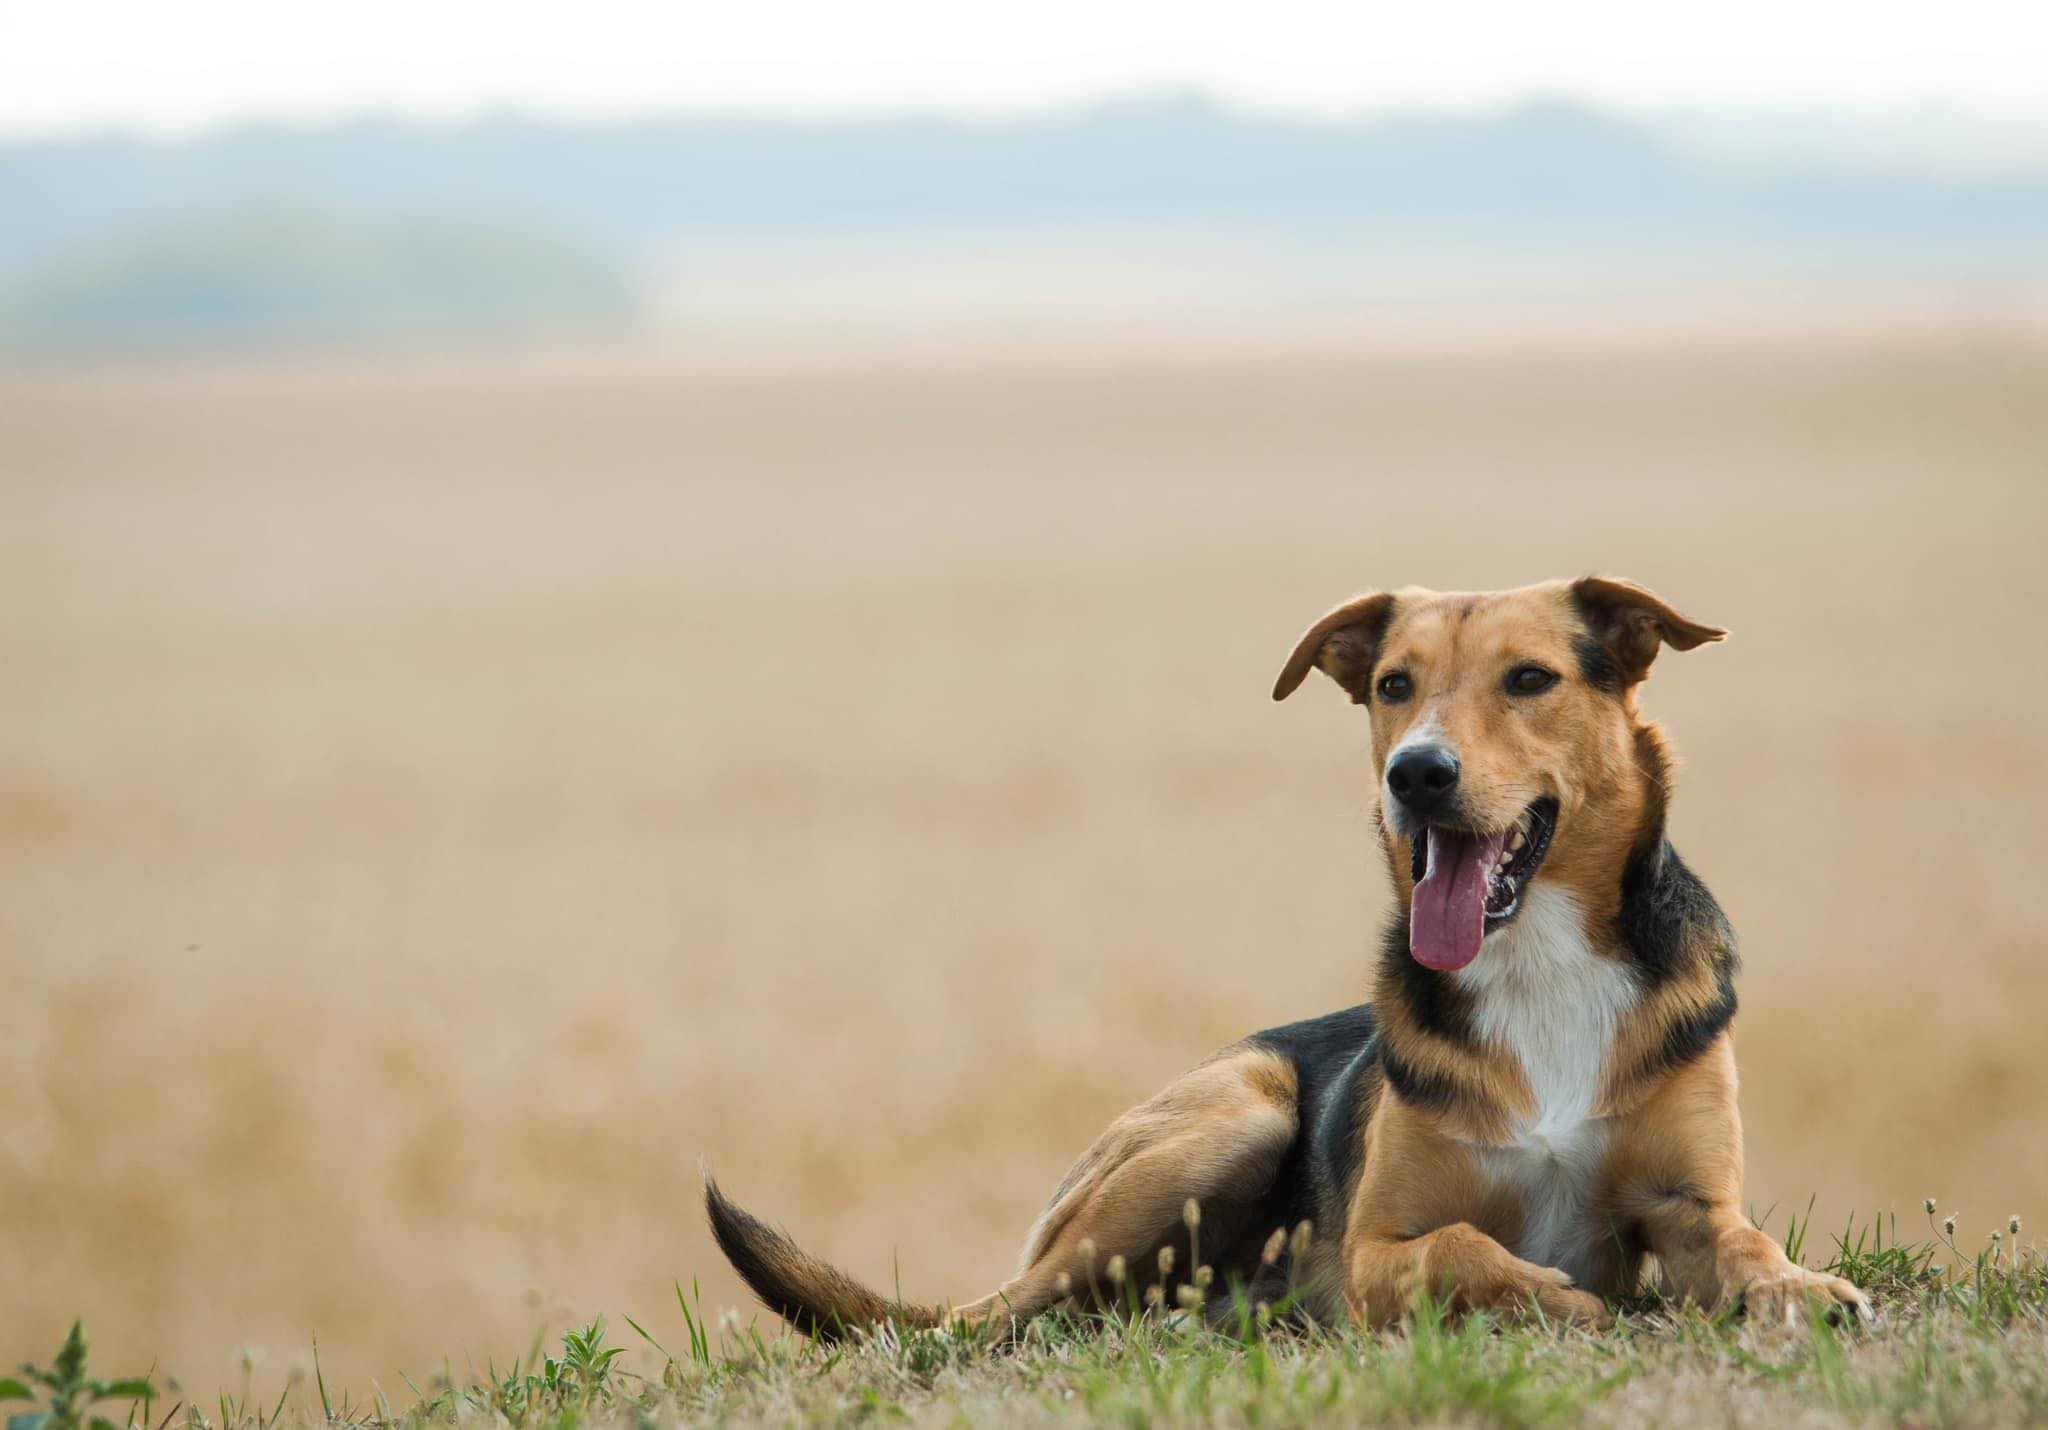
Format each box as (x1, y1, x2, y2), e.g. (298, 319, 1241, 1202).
(702, 1175, 942, 1341)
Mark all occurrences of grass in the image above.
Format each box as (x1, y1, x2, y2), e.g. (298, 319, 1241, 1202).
(13, 1207, 2045, 1429)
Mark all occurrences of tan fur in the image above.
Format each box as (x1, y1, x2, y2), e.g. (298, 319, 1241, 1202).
(707, 576, 1865, 1338)
(1332, 582, 1701, 922)
(705, 1044, 1307, 1337)
(948, 1047, 1300, 1324)
(1362, 975, 1525, 1143)
(1603, 1034, 1867, 1320)
(1272, 591, 1397, 701)
(1341, 1090, 1604, 1326)
(1280, 578, 1864, 1326)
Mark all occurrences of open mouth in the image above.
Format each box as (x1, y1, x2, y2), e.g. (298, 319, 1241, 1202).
(1406, 797, 1558, 971)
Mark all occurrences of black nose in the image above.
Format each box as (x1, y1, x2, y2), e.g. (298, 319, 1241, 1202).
(1386, 744, 1461, 817)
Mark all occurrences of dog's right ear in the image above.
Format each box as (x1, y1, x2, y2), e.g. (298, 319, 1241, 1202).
(1272, 592, 1397, 703)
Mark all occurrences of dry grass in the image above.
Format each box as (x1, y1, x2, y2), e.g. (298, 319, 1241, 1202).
(4, 327, 2047, 1403)
(14, 1209, 2047, 1428)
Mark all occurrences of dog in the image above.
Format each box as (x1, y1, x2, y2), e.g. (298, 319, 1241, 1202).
(704, 576, 1871, 1333)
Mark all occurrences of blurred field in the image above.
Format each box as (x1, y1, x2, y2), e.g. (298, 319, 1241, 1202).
(4, 325, 2046, 1395)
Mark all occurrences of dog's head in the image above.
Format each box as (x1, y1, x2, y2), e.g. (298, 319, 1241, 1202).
(1273, 578, 1724, 972)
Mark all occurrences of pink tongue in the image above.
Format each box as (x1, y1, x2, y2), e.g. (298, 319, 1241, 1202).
(1410, 828, 1511, 971)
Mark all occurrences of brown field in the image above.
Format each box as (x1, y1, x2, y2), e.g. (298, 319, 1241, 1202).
(4, 326, 2046, 1396)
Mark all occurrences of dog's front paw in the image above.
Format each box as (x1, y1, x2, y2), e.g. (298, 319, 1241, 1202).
(1739, 1268, 1873, 1329)
(1531, 1281, 1614, 1330)
(1506, 1263, 1613, 1330)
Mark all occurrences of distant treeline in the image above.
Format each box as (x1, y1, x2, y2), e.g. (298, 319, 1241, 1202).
(5, 95, 2048, 347)
(0, 206, 635, 348)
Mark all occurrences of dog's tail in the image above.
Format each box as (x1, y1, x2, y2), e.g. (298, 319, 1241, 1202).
(703, 1176, 947, 1340)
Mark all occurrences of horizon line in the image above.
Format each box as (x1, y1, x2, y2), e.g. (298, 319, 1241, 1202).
(10, 87, 2048, 152)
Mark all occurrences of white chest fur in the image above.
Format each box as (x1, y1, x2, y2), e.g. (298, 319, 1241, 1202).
(1454, 886, 1639, 1285)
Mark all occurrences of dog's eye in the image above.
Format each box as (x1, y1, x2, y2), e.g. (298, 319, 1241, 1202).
(1375, 671, 1413, 703)
(1507, 665, 1558, 695)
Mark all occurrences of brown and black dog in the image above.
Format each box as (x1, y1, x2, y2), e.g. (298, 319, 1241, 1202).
(705, 577, 1870, 1333)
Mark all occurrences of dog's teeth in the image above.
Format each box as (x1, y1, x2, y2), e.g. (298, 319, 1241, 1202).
(1509, 830, 1526, 851)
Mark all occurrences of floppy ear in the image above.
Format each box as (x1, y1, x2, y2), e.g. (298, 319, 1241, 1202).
(1571, 576, 1726, 688)
(1272, 591, 1397, 702)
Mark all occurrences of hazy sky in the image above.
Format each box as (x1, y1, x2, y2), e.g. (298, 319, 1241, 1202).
(3, 0, 2046, 139)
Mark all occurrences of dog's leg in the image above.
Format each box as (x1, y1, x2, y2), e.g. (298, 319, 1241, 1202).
(948, 1044, 1299, 1328)
(1338, 1093, 1610, 1328)
(1639, 1199, 1869, 1327)
(1346, 1223, 1611, 1327)
(1612, 1036, 1871, 1326)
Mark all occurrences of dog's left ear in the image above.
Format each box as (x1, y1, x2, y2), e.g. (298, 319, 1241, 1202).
(1273, 591, 1397, 702)
(1571, 576, 1727, 686)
